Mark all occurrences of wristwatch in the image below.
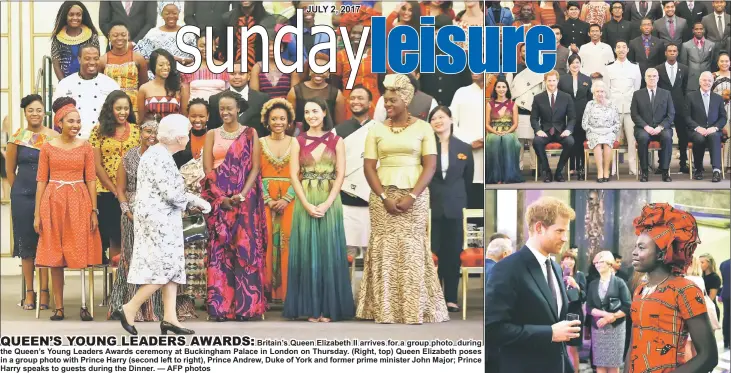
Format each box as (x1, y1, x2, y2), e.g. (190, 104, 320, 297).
(408, 192, 418, 199)
(379, 192, 387, 201)
(92, 208, 99, 215)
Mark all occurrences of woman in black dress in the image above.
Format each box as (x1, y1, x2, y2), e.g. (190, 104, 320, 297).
(558, 54, 592, 180)
(5, 95, 58, 310)
(700, 253, 722, 319)
(560, 249, 587, 373)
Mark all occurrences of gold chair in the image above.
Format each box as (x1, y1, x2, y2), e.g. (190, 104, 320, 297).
(688, 139, 726, 180)
(583, 140, 621, 180)
(533, 143, 570, 181)
(459, 208, 484, 321)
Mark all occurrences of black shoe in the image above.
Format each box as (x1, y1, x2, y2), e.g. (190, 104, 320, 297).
(654, 167, 663, 175)
(160, 321, 195, 335)
(640, 171, 649, 182)
(543, 171, 553, 183)
(447, 305, 460, 313)
(50, 308, 65, 321)
(603, 177, 610, 183)
(596, 178, 605, 183)
(712, 170, 721, 183)
(80, 307, 93, 322)
(554, 172, 565, 182)
(577, 169, 586, 181)
(694, 170, 704, 180)
(662, 171, 672, 182)
(679, 164, 690, 174)
(235, 315, 250, 321)
(113, 307, 138, 335)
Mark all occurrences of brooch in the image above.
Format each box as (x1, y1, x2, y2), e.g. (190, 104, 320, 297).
(457, 153, 467, 160)
(583, 82, 589, 86)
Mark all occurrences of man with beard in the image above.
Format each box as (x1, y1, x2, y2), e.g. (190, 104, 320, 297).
(602, 2, 632, 57)
(333, 85, 376, 264)
(207, 62, 270, 136)
(451, 73, 485, 208)
(680, 22, 717, 94)
(52, 45, 120, 139)
(628, 18, 666, 84)
(578, 24, 615, 85)
(652, 1, 688, 55)
(485, 197, 581, 373)
(656, 43, 690, 174)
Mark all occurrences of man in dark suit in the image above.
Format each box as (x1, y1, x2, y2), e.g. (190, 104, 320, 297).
(631, 67, 675, 182)
(676, 0, 709, 26)
(653, 1, 689, 53)
(685, 72, 727, 182)
(561, 2, 590, 54)
(656, 42, 690, 173)
(624, 0, 663, 23)
(99, 1, 157, 45)
(485, 196, 582, 373)
(531, 71, 576, 183)
(207, 62, 270, 136)
(603, 1, 633, 56)
(184, 1, 232, 35)
(628, 18, 666, 84)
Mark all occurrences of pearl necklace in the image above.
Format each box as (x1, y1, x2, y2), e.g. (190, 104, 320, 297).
(219, 125, 244, 140)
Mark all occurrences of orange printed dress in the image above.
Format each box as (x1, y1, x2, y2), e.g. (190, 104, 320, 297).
(260, 137, 295, 302)
(336, 48, 379, 118)
(35, 142, 102, 269)
(628, 276, 707, 373)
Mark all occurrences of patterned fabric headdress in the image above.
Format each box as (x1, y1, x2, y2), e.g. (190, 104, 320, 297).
(633, 203, 700, 275)
(158, 1, 181, 14)
(339, 6, 380, 32)
(140, 119, 159, 131)
(383, 74, 415, 105)
(54, 104, 78, 128)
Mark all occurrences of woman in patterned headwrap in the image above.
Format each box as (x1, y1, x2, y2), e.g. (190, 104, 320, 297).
(626, 203, 718, 373)
(108, 120, 163, 322)
(357, 74, 449, 324)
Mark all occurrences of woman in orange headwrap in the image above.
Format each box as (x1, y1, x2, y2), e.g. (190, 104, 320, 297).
(626, 203, 718, 373)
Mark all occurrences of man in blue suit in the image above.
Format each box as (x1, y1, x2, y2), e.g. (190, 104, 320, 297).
(685, 71, 727, 182)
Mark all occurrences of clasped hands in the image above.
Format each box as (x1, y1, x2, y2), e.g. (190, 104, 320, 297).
(644, 126, 663, 136)
(695, 127, 718, 137)
(536, 130, 571, 138)
(595, 310, 618, 328)
(304, 201, 332, 219)
(267, 199, 290, 214)
(383, 194, 415, 215)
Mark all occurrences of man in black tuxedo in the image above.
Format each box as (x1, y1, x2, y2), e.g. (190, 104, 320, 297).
(531, 71, 576, 183)
(630, 67, 675, 182)
(207, 62, 270, 136)
(686, 72, 727, 182)
(656, 43, 690, 173)
(603, 1, 633, 56)
(99, 2, 157, 47)
(561, 2, 590, 54)
(485, 197, 582, 373)
(676, 0, 709, 26)
(628, 18, 666, 84)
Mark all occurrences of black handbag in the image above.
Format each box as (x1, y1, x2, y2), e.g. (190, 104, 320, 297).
(182, 214, 208, 243)
(604, 297, 622, 313)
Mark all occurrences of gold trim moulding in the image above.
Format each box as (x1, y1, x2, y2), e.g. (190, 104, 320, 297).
(0, 253, 14, 258)
(0, 199, 10, 205)
(0, 89, 8, 92)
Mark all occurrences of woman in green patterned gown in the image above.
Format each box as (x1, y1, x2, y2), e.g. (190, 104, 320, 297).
(485, 79, 523, 184)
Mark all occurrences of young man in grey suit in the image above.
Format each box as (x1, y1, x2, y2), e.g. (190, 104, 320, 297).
(630, 68, 675, 182)
(680, 22, 717, 94)
(701, 1, 730, 43)
(652, 2, 688, 53)
(686, 72, 727, 182)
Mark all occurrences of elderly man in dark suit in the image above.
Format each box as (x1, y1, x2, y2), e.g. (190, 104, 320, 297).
(207, 62, 270, 136)
(652, 1, 688, 53)
(631, 67, 675, 182)
(656, 43, 691, 174)
(628, 18, 666, 85)
(531, 71, 576, 183)
(99, 1, 157, 46)
(686, 72, 727, 182)
(485, 196, 581, 373)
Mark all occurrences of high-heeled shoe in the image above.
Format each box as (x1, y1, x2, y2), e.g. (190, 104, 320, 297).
(113, 307, 138, 335)
(39, 289, 49, 310)
(80, 307, 93, 321)
(160, 321, 195, 335)
(22, 290, 36, 310)
(50, 308, 64, 321)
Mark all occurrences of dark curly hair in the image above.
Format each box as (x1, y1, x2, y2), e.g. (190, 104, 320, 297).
(188, 97, 210, 113)
(52, 97, 76, 113)
(149, 49, 181, 97)
(98, 90, 136, 137)
(51, 1, 98, 37)
(21, 94, 43, 109)
(218, 90, 248, 112)
(302, 97, 334, 132)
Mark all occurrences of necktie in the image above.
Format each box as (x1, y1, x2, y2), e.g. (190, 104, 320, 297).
(719, 16, 725, 37)
(643, 37, 650, 58)
(703, 93, 710, 117)
(551, 93, 555, 109)
(669, 65, 675, 86)
(688, 1, 693, 12)
(124, 1, 132, 15)
(650, 90, 655, 107)
(640, 1, 648, 15)
(545, 259, 558, 313)
(668, 19, 675, 39)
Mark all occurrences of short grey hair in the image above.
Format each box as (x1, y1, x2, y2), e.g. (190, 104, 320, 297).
(591, 80, 606, 95)
(699, 71, 713, 83)
(157, 114, 191, 144)
(487, 238, 513, 257)
(645, 67, 659, 78)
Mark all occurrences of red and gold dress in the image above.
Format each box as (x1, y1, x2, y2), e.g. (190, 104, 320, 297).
(35, 143, 102, 268)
